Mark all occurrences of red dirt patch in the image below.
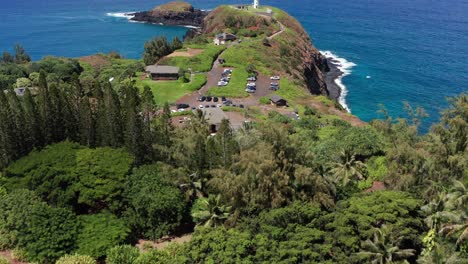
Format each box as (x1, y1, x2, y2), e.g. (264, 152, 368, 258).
(79, 54, 111, 69)
(0, 250, 29, 264)
(167, 48, 204, 58)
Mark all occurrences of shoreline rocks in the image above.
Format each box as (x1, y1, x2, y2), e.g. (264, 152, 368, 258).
(130, 3, 208, 27)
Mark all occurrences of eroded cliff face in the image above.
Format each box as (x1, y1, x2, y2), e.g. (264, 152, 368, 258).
(273, 11, 330, 96)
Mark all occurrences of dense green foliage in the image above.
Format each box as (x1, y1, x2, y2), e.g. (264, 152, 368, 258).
(143, 36, 183, 65)
(0, 43, 466, 263)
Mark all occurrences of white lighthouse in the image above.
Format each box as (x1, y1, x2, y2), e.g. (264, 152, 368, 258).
(253, 0, 259, 9)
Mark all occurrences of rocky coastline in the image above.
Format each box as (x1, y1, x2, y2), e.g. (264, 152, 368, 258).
(130, 5, 208, 27)
(324, 58, 343, 101)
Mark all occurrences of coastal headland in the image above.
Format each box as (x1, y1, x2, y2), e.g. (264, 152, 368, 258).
(130, 2, 350, 110)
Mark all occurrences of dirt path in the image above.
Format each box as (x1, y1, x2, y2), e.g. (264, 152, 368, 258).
(267, 21, 285, 40)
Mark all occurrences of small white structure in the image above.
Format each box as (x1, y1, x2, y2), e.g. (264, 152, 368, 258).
(253, 0, 259, 9)
(213, 33, 237, 45)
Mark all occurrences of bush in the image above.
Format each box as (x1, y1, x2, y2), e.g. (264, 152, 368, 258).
(106, 245, 139, 264)
(0, 256, 7, 264)
(304, 106, 318, 116)
(76, 213, 130, 258)
(259, 96, 270, 105)
(126, 165, 186, 240)
(56, 254, 96, 264)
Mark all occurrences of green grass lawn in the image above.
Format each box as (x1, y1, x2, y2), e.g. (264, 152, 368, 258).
(159, 44, 226, 72)
(206, 64, 249, 98)
(134, 73, 206, 105)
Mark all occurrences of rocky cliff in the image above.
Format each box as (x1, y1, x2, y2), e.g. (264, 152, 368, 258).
(131, 2, 208, 27)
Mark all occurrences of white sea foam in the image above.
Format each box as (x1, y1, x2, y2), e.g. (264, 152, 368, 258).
(106, 12, 135, 19)
(366, 75, 371, 79)
(320, 50, 356, 113)
(184, 25, 201, 29)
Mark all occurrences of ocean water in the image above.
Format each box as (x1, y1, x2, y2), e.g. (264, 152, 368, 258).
(1, 0, 467, 130)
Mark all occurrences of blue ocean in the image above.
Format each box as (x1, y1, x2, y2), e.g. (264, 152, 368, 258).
(1, 0, 467, 130)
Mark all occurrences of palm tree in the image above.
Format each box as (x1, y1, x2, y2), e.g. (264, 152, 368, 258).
(179, 172, 205, 201)
(421, 191, 459, 231)
(357, 225, 416, 264)
(329, 149, 366, 186)
(438, 180, 468, 247)
(191, 194, 231, 227)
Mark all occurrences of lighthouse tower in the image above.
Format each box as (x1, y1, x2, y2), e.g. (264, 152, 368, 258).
(253, 0, 259, 9)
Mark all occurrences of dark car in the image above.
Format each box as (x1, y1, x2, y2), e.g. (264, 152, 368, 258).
(191, 107, 196, 110)
(221, 96, 226, 101)
(239, 104, 245, 108)
(198, 96, 206, 102)
(211, 105, 216, 108)
(213, 97, 219, 102)
(205, 105, 210, 108)
(206, 96, 212, 102)
(177, 103, 190, 109)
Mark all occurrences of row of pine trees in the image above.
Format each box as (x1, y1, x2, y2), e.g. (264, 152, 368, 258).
(0, 71, 161, 168)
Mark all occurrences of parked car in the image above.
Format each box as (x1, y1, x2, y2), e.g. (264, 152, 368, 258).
(211, 105, 216, 108)
(206, 96, 212, 102)
(205, 105, 210, 108)
(246, 88, 256, 93)
(213, 97, 219, 102)
(247, 76, 257, 81)
(220, 77, 230, 82)
(223, 69, 232, 74)
(224, 100, 232, 106)
(271, 82, 279, 86)
(198, 96, 206, 102)
(270, 76, 281, 80)
(191, 107, 196, 110)
(218, 81, 228, 86)
(221, 96, 226, 101)
(199, 105, 204, 109)
(217, 104, 223, 108)
(239, 104, 245, 108)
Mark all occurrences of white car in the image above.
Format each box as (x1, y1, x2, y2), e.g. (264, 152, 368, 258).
(217, 104, 223, 108)
(218, 81, 228, 86)
(199, 105, 204, 109)
(171, 109, 177, 113)
(270, 76, 281, 80)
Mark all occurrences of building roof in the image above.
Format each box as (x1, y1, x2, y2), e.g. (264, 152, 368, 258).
(270, 95, 285, 103)
(215, 33, 237, 40)
(201, 108, 228, 125)
(365, 181, 387, 193)
(145, 65, 180, 74)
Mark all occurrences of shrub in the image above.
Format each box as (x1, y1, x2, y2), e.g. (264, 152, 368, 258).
(259, 96, 270, 105)
(76, 213, 130, 258)
(106, 245, 139, 264)
(56, 254, 96, 264)
(0, 256, 8, 264)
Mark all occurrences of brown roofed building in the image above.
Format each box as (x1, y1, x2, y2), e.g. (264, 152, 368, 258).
(270, 95, 287, 107)
(145, 65, 180, 81)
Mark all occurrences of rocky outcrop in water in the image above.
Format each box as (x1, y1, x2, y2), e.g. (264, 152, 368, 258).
(130, 2, 208, 27)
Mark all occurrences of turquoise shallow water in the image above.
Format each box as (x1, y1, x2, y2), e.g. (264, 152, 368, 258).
(1, 0, 467, 130)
